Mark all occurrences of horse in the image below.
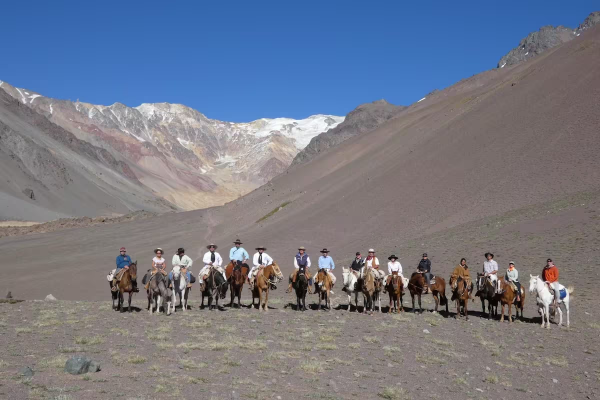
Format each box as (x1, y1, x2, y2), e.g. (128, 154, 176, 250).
(361, 268, 377, 315)
(227, 262, 249, 308)
(386, 272, 405, 313)
(342, 267, 363, 311)
(408, 272, 448, 314)
(449, 274, 470, 320)
(293, 265, 309, 311)
(529, 275, 573, 328)
(495, 277, 525, 323)
(168, 265, 191, 314)
(146, 270, 170, 315)
(200, 267, 227, 311)
(314, 268, 333, 311)
(475, 273, 498, 319)
(251, 262, 284, 311)
(110, 262, 137, 313)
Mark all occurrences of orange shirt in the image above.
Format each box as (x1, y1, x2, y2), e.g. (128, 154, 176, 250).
(542, 266, 559, 283)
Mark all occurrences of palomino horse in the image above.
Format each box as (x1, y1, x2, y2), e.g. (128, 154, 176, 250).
(168, 265, 191, 314)
(496, 277, 525, 323)
(342, 267, 363, 311)
(529, 275, 573, 328)
(294, 265, 309, 311)
(361, 268, 377, 315)
(251, 262, 284, 311)
(408, 272, 448, 314)
(146, 270, 170, 315)
(200, 267, 227, 311)
(475, 273, 498, 319)
(111, 262, 137, 312)
(449, 275, 470, 320)
(228, 262, 249, 308)
(314, 268, 333, 311)
(386, 272, 405, 313)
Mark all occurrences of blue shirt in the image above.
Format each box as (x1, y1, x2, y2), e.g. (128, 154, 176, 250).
(318, 256, 335, 270)
(229, 247, 249, 262)
(116, 254, 132, 270)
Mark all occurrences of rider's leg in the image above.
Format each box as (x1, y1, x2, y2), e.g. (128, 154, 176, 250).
(424, 273, 431, 293)
(286, 271, 297, 293)
(552, 282, 560, 303)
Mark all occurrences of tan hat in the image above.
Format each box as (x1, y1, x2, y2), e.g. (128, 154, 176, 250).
(298, 246, 306, 251)
(368, 248, 375, 253)
(154, 248, 163, 254)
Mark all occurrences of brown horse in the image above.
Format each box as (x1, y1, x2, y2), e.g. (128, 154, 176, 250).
(496, 277, 525, 323)
(112, 262, 137, 313)
(408, 272, 448, 314)
(362, 268, 377, 315)
(386, 272, 404, 313)
(227, 261, 249, 308)
(314, 268, 333, 311)
(251, 262, 284, 311)
(449, 275, 470, 320)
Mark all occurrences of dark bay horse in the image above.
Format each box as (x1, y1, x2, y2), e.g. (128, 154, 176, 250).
(386, 272, 404, 313)
(475, 273, 498, 319)
(228, 262, 249, 308)
(449, 275, 470, 320)
(408, 272, 448, 314)
(294, 265, 309, 311)
(110, 262, 137, 312)
(201, 267, 227, 311)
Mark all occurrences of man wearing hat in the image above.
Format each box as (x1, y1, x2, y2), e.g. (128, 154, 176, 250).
(365, 249, 384, 281)
(342, 252, 364, 294)
(483, 252, 499, 294)
(317, 248, 336, 292)
(199, 244, 224, 291)
(229, 239, 249, 268)
(248, 246, 273, 289)
(286, 246, 312, 294)
(383, 254, 403, 293)
(169, 248, 194, 288)
(417, 253, 432, 293)
(111, 246, 137, 292)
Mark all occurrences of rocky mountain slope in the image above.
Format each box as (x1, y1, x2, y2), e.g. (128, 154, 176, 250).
(0, 81, 342, 218)
(497, 11, 599, 68)
(291, 100, 406, 166)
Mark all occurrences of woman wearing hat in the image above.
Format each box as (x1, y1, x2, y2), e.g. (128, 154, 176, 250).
(505, 262, 520, 302)
(483, 252, 499, 294)
(286, 246, 312, 294)
(145, 248, 167, 290)
(199, 244, 224, 291)
(248, 246, 273, 289)
(383, 254, 403, 293)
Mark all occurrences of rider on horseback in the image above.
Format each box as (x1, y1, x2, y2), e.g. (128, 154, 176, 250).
(542, 258, 560, 306)
(112, 247, 138, 292)
(483, 252, 499, 294)
(286, 246, 312, 294)
(342, 252, 364, 293)
(229, 239, 249, 268)
(505, 262, 521, 302)
(169, 248, 194, 288)
(417, 253, 432, 294)
(144, 248, 167, 290)
(248, 246, 273, 290)
(383, 254, 403, 294)
(317, 248, 336, 293)
(199, 244, 224, 292)
(451, 258, 472, 299)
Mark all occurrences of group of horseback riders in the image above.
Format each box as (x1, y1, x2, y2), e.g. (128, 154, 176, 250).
(110, 242, 563, 307)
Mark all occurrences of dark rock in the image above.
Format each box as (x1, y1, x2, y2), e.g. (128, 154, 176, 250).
(6, 291, 12, 299)
(20, 366, 34, 377)
(88, 361, 101, 373)
(65, 356, 96, 375)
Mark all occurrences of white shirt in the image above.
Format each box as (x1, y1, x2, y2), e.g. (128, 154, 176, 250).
(293, 256, 312, 269)
(253, 252, 273, 267)
(483, 260, 498, 274)
(203, 251, 223, 267)
(172, 254, 193, 269)
(388, 261, 402, 275)
(364, 257, 380, 268)
(153, 257, 166, 268)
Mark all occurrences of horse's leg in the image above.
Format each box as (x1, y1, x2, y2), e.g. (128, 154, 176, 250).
(418, 293, 422, 313)
(433, 294, 438, 313)
(544, 304, 550, 328)
(128, 292, 132, 312)
(377, 291, 381, 313)
(565, 299, 570, 327)
(500, 303, 505, 322)
(557, 304, 563, 327)
(508, 303, 513, 323)
(411, 293, 416, 313)
(229, 284, 234, 307)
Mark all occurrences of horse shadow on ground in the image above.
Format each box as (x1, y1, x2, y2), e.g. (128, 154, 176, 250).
(115, 306, 142, 313)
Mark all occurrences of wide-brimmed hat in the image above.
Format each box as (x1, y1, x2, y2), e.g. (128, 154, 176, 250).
(298, 246, 306, 251)
(388, 254, 398, 260)
(119, 247, 126, 252)
(422, 253, 428, 257)
(207, 244, 218, 250)
(233, 239, 243, 244)
(320, 248, 330, 253)
(154, 248, 163, 254)
(368, 248, 375, 253)
(255, 246, 267, 250)
(177, 248, 185, 254)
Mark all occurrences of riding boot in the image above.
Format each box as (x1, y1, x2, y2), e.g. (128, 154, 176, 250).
(111, 278, 118, 292)
(199, 281, 206, 292)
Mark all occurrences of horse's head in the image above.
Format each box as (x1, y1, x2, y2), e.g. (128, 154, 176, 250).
(449, 275, 458, 290)
(172, 265, 181, 280)
(528, 274, 539, 294)
(269, 262, 284, 282)
(342, 267, 351, 286)
(129, 261, 137, 280)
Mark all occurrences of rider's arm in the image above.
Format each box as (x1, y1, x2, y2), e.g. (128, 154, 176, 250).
(243, 249, 249, 262)
(229, 248, 235, 260)
(306, 257, 311, 268)
(253, 253, 259, 267)
(294, 258, 299, 269)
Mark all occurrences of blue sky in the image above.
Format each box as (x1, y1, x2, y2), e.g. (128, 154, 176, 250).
(0, 1, 595, 121)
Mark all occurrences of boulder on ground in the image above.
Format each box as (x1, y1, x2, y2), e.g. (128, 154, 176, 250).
(45, 294, 57, 301)
(65, 356, 100, 375)
(20, 366, 34, 377)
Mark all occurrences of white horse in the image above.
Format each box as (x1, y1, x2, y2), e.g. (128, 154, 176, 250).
(168, 266, 190, 314)
(342, 267, 362, 311)
(528, 275, 573, 328)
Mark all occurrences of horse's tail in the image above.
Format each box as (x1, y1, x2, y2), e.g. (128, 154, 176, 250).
(567, 286, 574, 295)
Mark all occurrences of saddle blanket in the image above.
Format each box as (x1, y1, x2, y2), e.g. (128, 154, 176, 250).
(107, 269, 116, 281)
(559, 288, 567, 299)
(430, 277, 436, 285)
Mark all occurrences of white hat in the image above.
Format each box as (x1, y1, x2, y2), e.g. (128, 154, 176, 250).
(368, 248, 375, 252)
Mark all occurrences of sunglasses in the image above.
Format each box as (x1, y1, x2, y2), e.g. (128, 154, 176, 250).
(120, 251, 126, 253)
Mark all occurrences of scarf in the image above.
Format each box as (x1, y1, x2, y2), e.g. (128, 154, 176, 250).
(210, 252, 215, 262)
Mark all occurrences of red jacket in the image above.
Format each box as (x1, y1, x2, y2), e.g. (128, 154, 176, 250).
(543, 265, 559, 283)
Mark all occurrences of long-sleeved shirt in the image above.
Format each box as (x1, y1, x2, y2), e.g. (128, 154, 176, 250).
(364, 257, 379, 268)
(318, 256, 335, 270)
(417, 259, 431, 273)
(203, 251, 223, 267)
(505, 267, 518, 282)
(253, 252, 273, 267)
(294, 255, 311, 269)
(229, 247, 249, 262)
(388, 261, 402, 275)
(116, 254, 132, 270)
(483, 260, 498, 274)
(172, 254, 193, 269)
(542, 265, 559, 283)
(452, 265, 471, 279)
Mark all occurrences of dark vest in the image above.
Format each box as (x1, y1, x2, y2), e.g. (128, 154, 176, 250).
(351, 258, 364, 271)
(296, 253, 309, 267)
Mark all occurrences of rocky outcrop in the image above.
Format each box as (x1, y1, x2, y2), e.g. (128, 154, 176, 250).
(497, 11, 600, 68)
(291, 100, 405, 166)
